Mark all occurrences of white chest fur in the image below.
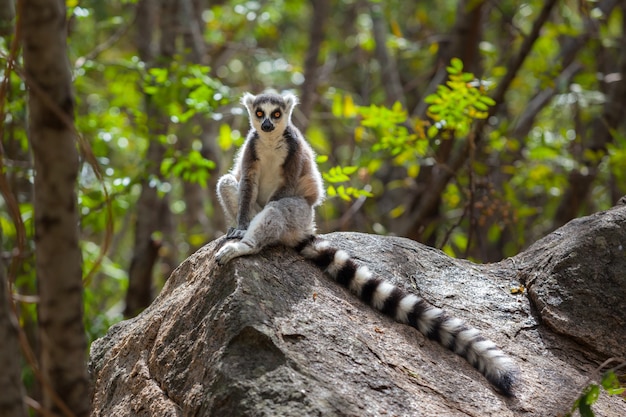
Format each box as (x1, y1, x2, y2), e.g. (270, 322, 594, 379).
(255, 134, 288, 206)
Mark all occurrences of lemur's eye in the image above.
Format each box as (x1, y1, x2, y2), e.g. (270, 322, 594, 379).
(256, 110, 264, 118)
(273, 111, 281, 118)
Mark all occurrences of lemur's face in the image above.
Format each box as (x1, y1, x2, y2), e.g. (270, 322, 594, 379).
(242, 92, 297, 134)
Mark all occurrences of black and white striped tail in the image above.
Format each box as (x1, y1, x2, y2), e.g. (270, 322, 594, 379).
(295, 236, 518, 396)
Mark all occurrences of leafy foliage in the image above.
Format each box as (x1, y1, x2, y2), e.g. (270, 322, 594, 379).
(161, 149, 216, 188)
(566, 370, 626, 417)
(424, 57, 495, 138)
(323, 165, 373, 201)
(143, 62, 230, 124)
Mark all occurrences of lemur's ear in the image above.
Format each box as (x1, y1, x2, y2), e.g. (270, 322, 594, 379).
(282, 93, 298, 117)
(241, 92, 256, 114)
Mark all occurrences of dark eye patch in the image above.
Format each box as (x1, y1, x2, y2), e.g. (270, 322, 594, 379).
(255, 109, 264, 118)
(272, 109, 282, 119)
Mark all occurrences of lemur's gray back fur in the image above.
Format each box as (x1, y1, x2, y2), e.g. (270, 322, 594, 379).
(215, 92, 518, 396)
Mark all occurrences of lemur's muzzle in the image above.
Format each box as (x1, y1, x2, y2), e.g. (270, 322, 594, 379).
(261, 119, 274, 132)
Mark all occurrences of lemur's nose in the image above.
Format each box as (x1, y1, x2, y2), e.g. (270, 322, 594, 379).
(261, 119, 274, 132)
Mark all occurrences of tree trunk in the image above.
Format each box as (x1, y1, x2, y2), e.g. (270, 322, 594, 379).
(22, 0, 90, 415)
(0, 228, 27, 417)
(298, 0, 329, 131)
(125, 0, 177, 317)
(0, 0, 14, 36)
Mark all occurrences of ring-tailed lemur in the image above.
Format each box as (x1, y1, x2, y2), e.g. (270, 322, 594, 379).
(215, 92, 518, 396)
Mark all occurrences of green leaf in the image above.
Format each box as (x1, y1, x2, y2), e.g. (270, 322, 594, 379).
(585, 384, 600, 405)
(446, 66, 458, 75)
(423, 94, 440, 104)
(427, 125, 439, 138)
(447, 57, 463, 75)
(606, 386, 626, 395)
(218, 123, 234, 150)
(148, 67, 169, 83)
(391, 101, 404, 113)
(406, 164, 419, 178)
(461, 72, 474, 82)
(332, 94, 343, 118)
(342, 166, 358, 175)
(601, 371, 625, 395)
(160, 158, 174, 176)
(529, 146, 560, 160)
(343, 95, 357, 117)
(337, 185, 350, 201)
(474, 101, 488, 111)
(428, 104, 442, 114)
(451, 57, 463, 71)
(323, 166, 350, 183)
(452, 233, 468, 251)
(578, 399, 594, 417)
(487, 224, 502, 242)
(479, 95, 496, 106)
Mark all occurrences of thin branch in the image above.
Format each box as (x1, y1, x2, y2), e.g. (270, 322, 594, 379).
(370, 2, 405, 107)
(464, 132, 477, 258)
(489, 0, 559, 113)
(512, 62, 582, 139)
(75, 12, 136, 68)
(438, 199, 470, 250)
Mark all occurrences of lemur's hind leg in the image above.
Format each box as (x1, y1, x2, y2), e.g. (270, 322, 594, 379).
(217, 173, 264, 239)
(215, 197, 315, 265)
(216, 174, 240, 224)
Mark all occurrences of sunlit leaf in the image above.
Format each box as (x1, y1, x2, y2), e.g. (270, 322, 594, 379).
(342, 166, 358, 175)
(427, 125, 439, 138)
(343, 95, 357, 118)
(390, 205, 405, 218)
(218, 123, 234, 150)
(332, 93, 343, 118)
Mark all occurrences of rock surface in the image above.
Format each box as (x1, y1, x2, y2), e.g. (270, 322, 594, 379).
(89, 204, 626, 416)
(515, 204, 626, 359)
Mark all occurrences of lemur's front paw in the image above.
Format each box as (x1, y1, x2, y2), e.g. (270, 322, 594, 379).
(216, 242, 237, 266)
(225, 227, 246, 239)
(216, 240, 255, 266)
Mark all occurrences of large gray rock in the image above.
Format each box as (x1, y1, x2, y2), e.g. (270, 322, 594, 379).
(89, 204, 626, 416)
(515, 204, 626, 359)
